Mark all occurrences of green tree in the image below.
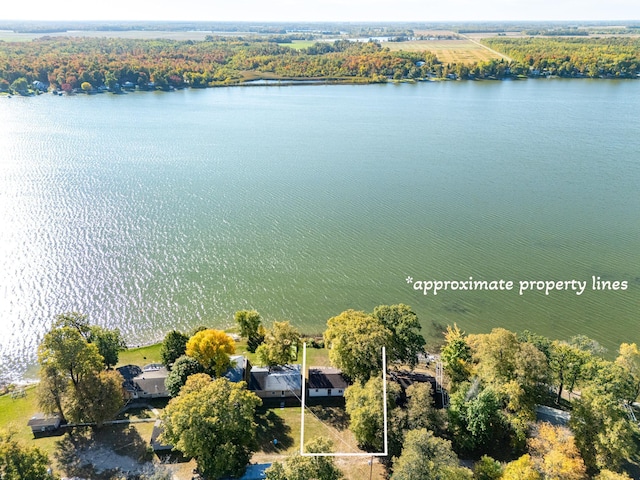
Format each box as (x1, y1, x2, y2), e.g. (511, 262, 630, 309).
(160, 330, 190, 368)
(38, 326, 103, 389)
(473, 455, 502, 480)
(185, 329, 236, 377)
(569, 385, 637, 474)
(448, 384, 506, 453)
(406, 382, 441, 432)
(52, 312, 91, 340)
(66, 370, 125, 426)
(88, 326, 126, 369)
(256, 321, 300, 367)
(324, 309, 390, 382)
(162, 374, 262, 479)
(235, 310, 265, 353)
(372, 304, 425, 368)
(549, 341, 589, 404)
(440, 324, 472, 387)
(0, 430, 55, 480)
(391, 428, 472, 480)
(10, 77, 28, 95)
(265, 438, 343, 480)
(344, 376, 400, 451)
(164, 354, 205, 397)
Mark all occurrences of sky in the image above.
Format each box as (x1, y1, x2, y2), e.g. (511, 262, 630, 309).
(3, 0, 639, 23)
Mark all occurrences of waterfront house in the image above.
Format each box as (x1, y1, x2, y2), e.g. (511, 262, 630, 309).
(249, 364, 302, 400)
(307, 366, 348, 398)
(117, 363, 170, 399)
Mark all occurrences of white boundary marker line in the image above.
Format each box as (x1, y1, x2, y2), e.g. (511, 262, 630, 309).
(300, 344, 388, 457)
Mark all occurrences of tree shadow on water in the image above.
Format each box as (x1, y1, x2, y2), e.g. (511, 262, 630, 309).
(55, 425, 152, 480)
(255, 409, 293, 453)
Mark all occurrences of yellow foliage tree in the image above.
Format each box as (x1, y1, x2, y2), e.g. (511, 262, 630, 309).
(501, 454, 542, 480)
(528, 423, 587, 480)
(186, 329, 235, 377)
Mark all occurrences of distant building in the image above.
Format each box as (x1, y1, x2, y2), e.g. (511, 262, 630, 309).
(249, 364, 302, 400)
(307, 366, 348, 397)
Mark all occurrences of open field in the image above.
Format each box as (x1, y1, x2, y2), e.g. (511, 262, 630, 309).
(278, 40, 315, 50)
(385, 38, 504, 64)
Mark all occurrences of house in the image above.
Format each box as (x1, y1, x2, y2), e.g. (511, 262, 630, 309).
(27, 413, 61, 435)
(307, 366, 348, 397)
(249, 364, 302, 400)
(117, 363, 170, 399)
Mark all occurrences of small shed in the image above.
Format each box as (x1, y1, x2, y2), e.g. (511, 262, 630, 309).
(27, 413, 62, 435)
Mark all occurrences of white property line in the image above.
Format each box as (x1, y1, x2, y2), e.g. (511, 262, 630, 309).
(300, 343, 388, 457)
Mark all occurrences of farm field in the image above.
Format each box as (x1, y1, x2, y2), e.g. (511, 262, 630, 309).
(384, 37, 505, 63)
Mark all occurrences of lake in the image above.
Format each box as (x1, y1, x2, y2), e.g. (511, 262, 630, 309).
(1, 80, 639, 382)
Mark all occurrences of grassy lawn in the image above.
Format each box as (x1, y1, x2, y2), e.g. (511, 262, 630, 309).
(278, 40, 315, 50)
(117, 343, 163, 367)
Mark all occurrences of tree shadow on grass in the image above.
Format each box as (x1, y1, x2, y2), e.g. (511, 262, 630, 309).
(308, 405, 349, 431)
(255, 409, 294, 453)
(55, 425, 153, 479)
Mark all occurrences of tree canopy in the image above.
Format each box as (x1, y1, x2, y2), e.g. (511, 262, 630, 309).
(160, 330, 190, 368)
(185, 329, 236, 377)
(255, 321, 300, 367)
(0, 430, 54, 480)
(162, 374, 262, 479)
(324, 309, 391, 382)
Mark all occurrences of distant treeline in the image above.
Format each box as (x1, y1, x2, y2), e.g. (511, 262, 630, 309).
(0, 36, 438, 91)
(1, 35, 639, 94)
(483, 37, 640, 78)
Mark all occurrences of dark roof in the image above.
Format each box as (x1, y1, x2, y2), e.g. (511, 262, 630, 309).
(308, 367, 348, 390)
(133, 366, 169, 396)
(116, 364, 143, 382)
(27, 413, 61, 429)
(391, 371, 436, 391)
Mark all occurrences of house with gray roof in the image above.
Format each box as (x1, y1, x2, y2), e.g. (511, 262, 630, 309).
(249, 364, 301, 400)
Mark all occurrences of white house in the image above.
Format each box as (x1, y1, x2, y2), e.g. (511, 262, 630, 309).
(307, 366, 348, 398)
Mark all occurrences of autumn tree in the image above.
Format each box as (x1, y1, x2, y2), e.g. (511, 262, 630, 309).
(235, 309, 265, 352)
(391, 428, 473, 480)
(324, 309, 390, 382)
(372, 304, 425, 368)
(0, 430, 54, 480)
(615, 342, 640, 401)
(160, 330, 190, 368)
(185, 329, 236, 377)
(162, 374, 262, 479)
(528, 423, 587, 480)
(440, 324, 471, 387)
(501, 454, 542, 480)
(256, 321, 300, 367)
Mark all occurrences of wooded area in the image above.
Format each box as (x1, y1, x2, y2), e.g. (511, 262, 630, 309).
(1, 33, 639, 94)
